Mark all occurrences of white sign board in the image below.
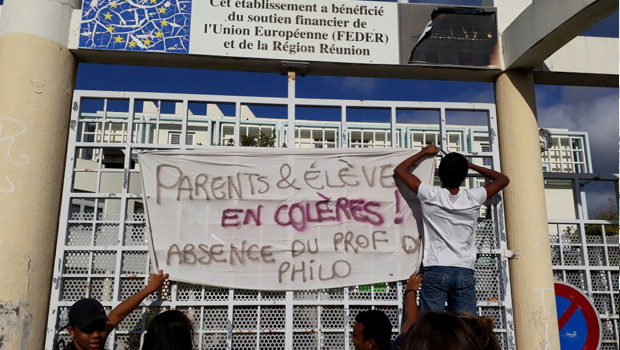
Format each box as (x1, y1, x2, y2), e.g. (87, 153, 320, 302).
(139, 148, 434, 290)
(189, 0, 400, 64)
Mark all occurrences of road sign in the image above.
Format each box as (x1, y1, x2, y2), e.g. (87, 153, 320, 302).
(555, 281, 602, 350)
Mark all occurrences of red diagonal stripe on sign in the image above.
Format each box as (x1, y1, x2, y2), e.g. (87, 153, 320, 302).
(558, 301, 579, 330)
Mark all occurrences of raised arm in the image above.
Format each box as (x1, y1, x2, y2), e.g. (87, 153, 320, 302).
(107, 270, 169, 330)
(467, 161, 510, 199)
(394, 144, 440, 194)
(401, 272, 423, 334)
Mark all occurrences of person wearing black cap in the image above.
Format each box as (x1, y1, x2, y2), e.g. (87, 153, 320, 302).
(62, 270, 169, 350)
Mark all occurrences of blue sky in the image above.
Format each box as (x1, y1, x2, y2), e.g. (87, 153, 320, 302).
(70, 1, 618, 214)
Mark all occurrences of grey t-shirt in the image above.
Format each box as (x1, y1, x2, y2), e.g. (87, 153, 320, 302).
(417, 182, 487, 269)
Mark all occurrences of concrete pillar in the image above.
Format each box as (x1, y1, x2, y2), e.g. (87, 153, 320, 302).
(494, 70, 561, 350)
(0, 0, 78, 348)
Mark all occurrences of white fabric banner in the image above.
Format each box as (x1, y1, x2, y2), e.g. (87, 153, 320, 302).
(139, 148, 434, 290)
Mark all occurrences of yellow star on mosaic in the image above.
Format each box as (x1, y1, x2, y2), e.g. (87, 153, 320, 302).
(114, 36, 124, 43)
(155, 31, 163, 38)
(160, 19, 169, 27)
(143, 38, 152, 45)
(106, 25, 115, 33)
(110, 1, 119, 8)
(128, 40, 137, 48)
(103, 12, 113, 20)
(158, 6, 167, 14)
(150, 0, 157, 3)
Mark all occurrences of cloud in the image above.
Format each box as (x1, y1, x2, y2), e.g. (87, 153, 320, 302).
(537, 86, 619, 175)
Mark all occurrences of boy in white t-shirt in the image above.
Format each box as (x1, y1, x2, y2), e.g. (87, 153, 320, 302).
(394, 144, 510, 316)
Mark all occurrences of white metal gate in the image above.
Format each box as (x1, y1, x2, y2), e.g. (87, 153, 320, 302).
(45, 89, 516, 349)
(545, 173, 619, 349)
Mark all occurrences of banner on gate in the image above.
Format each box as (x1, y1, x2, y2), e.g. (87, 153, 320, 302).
(139, 148, 434, 290)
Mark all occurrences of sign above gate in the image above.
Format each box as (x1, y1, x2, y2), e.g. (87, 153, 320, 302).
(139, 148, 435, 290)
(190, 0, 399, 64)
(77, 0, 499, 68)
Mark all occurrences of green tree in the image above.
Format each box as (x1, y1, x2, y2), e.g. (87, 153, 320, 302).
(239, 131, 276, 147)
(585, 198, 619, 238)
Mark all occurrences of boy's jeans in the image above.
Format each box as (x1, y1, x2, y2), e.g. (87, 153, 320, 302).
(418, 266, 478, 316)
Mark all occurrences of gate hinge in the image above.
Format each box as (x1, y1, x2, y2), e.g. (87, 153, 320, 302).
(502, 249, 519, 259)
(280, 61, 309, 76)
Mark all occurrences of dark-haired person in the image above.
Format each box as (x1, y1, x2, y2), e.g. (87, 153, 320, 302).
(401, 312, 479, 350)
(462, 315, 502, 350)
(394, 144, 509, 316)
(142, 310, 193, 350)
(59, 270, 169, 350)
(351, 310, 393, 350)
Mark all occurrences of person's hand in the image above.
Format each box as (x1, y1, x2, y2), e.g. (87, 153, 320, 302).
(146, 270, 169, 292)
(406, 272, 423, 292)
(421, 144, 440, 156)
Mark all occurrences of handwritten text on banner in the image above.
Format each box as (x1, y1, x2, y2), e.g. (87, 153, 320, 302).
(139, 148, 434, 290)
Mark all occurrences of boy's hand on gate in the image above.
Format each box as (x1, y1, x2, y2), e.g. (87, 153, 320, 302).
(422, 144, 440, 156)
(146, 270, 169, 292)
(406, 273, 423, 292)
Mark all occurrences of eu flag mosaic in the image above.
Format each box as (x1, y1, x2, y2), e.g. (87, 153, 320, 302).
(79, 0, 191, 53)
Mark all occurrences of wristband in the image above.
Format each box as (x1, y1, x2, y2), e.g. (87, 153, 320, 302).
(404, 289, 418, 297)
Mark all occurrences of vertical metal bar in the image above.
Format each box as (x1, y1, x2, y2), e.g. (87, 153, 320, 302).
(572, 178, 593, 295)
(583, 133, 594, 173)
(181, 99, 189, 150)
(344, 286, 350, 350)
(439, 108, 447, 153)
(488, 105, 516, 350)
(275, 121, 281, 148)
(287, 69, 296, 149)
(234, 102, 241, 147)
(396, 281, 403, 332)
(284, 69, 296, 350)
(102, 98, 108, 143)
(316, 305, 322, 350)
(227, 289, 234, 350)
(146, 122, 152, 145)
(136, 114, 143, 144)
(207, 120, 212, 147)
(110, 97, 136, 345)
(155, 100, 161, 144)
(390, 106, 397, 147)
(572, 178, 584, 220)
(256, 305, 262, 349)
(341, 106, 348, 148)
(44, 92, 84, 349)
(214, 120, 221, 146)
(581, 190, 589, 220)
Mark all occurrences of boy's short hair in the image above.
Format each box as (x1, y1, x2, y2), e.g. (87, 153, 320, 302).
(355, 310, 393, 350)
(438, 153, 468, 188)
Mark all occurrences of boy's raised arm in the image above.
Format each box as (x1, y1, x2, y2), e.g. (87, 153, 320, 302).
(394, 144, 439, 194)
(467, 161, 510, 199)
(107, 270, 169, 330)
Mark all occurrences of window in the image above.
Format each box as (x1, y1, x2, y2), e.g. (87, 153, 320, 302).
(169, 132, 194, 145)
(481, 144, 492, 166)
(348, 129, 399, 148)
(541, 135, 588, 173)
